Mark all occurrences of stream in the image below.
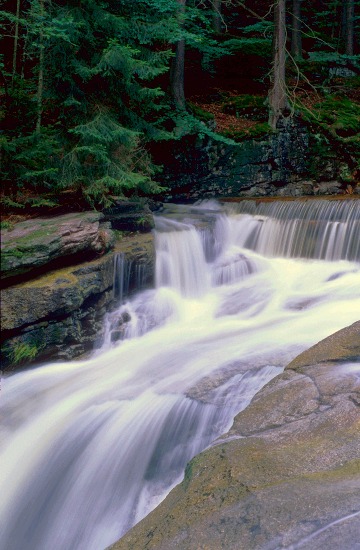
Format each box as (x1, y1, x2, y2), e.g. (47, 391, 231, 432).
(0, 199, 359, 550)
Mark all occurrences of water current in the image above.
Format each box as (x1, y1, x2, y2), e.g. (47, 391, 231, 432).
(1, 199, 359, 550)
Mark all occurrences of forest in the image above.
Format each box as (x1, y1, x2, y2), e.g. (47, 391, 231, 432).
(1, 0, 359, 212)
(1, 4, 360, 547)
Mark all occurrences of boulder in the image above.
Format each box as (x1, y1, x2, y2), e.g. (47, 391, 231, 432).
(1, 232, 155, 370)
(153, 119, 309, 201)
(1, 254, 114, 331)
(110, 321, 360, 550)
(103, 200, 156, 233)
(0, 212, 115, 281)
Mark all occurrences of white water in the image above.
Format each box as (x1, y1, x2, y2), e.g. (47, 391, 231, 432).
(0, 199, 359, 550)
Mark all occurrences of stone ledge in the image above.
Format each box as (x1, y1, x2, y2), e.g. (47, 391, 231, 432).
(110, 322, 360, 550)
(0, 211, 114, 281)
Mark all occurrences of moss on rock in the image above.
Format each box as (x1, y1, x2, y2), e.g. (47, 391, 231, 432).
(110, 322, 360, 550)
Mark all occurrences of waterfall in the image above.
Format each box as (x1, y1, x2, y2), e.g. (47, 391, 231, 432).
(222, 199, 360, 261)
(1, 199, 359, 550)
(113, 253, 132, 302)
(113, 253, 148, 303)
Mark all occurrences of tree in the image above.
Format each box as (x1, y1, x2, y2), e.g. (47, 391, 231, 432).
(268, 0, 288, 129)
(1, 0, 185, 206)
(35, 0, 45, 134)
(11, 0, 21, 85)
(345, 0, 355, 55)
(212, 0, 222, 34)
(291, 0, 302, 59)
(170, 0, 187, 109)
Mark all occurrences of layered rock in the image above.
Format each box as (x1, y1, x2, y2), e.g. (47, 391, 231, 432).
(110, 321, 360, 550)
(1, 212, 114, 282)
(1, 221, 155, 370)
(103, 200, 156, 233)
(154, 119, 309, 200)
(152, 119, 359, 201)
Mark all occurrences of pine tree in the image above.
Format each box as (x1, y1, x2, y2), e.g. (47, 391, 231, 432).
(170, 0, 187, 110)
(291, 0, 302, 59)
(269, 0, 288, 129)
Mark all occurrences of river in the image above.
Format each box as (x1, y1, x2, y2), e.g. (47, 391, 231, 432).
(0, 199, 359, 550)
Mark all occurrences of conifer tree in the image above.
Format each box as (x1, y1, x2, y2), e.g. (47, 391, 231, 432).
(291, 0, 302, 59)
(269, 0, 288, 129)
(170, 0, 187, 110)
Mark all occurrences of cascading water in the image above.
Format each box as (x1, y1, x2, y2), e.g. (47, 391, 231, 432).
(113, 253, 132, 302)
(1, 199, 359, 550)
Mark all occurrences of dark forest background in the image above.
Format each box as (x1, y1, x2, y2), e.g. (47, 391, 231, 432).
(1, 0, 359, 212)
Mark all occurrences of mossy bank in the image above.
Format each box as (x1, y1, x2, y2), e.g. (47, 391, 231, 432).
(1, 208, 155, 371)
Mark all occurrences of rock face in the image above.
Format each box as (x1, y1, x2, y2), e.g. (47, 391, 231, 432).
(153, 120, 358, 201)
(110, 321, 360, 550)
(103, 200, 156, 233)
(0, 212, 114, 281)
(155, 119, 310, 200)
(1, 225, 155, 371)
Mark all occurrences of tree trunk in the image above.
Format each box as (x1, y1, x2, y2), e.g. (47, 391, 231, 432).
(170, 0, 186, 110)
(291, 0, 302, 59)
(212, 0, 222, 35)
(12, 0, 21, 86)
(345, 0, 354, 55)
(36, 0, 45, 134)
(268, 0, 288, 130)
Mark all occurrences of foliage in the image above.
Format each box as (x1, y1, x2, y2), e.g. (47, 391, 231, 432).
(221, 94, 268, 120)
(1, 0, 360, 208)
(223, 21, 273, 57)
(298, 94, 360, 182)
(221, 122, 272, 141)
(0, 220, 14, 230)
(4, 341, 41, 365)
(188, 102, 215, 122)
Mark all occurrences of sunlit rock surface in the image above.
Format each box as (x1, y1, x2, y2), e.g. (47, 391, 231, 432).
(0, 212, 114, 281)
(110, 321, 360, 550)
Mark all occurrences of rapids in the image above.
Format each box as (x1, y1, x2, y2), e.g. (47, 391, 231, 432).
(0, 199, 359, 550)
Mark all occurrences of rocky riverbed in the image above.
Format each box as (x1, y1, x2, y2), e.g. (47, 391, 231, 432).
(110, 321, 360, 550)
(0, 208, 155, 370)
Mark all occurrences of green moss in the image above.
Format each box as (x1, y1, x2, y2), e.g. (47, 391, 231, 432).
(303, 458, 360, 483)
(299, 94, 360, 182)
(188, 102, 215, 122)
(299, 95, 360, 140)
(0, 220, 14, 231)
(347, 75, 360, 89)
(222, 94, 267, 121)
(4, 341, 40, 365)
(183, 462, 194, 490)
(221, 122, 271, 142)
(6, 248, 25, 259)
(113, 229, 124, 240)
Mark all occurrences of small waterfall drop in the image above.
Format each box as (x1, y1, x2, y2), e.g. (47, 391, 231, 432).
(1, 199, 359, 550)
(155, 218, 209, 297)
(223, 199, 360, 261)
(113, 253, 132, 302)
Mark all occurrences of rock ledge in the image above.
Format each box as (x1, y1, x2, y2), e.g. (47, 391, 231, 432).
(110, 321, 360, 550)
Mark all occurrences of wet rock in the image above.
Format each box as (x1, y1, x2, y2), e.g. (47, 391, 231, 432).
(0, 254, 114, 370)
(103, 200, 155, 232)
(110, 322, 360, 550)
(154, 120, 309, 200)
(1, 232, 155, 370)
(316, 180, 343, 195)
(1, 254, 114, 331)
(287, 320, 360, 368)
(1, 212, 115, 281)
